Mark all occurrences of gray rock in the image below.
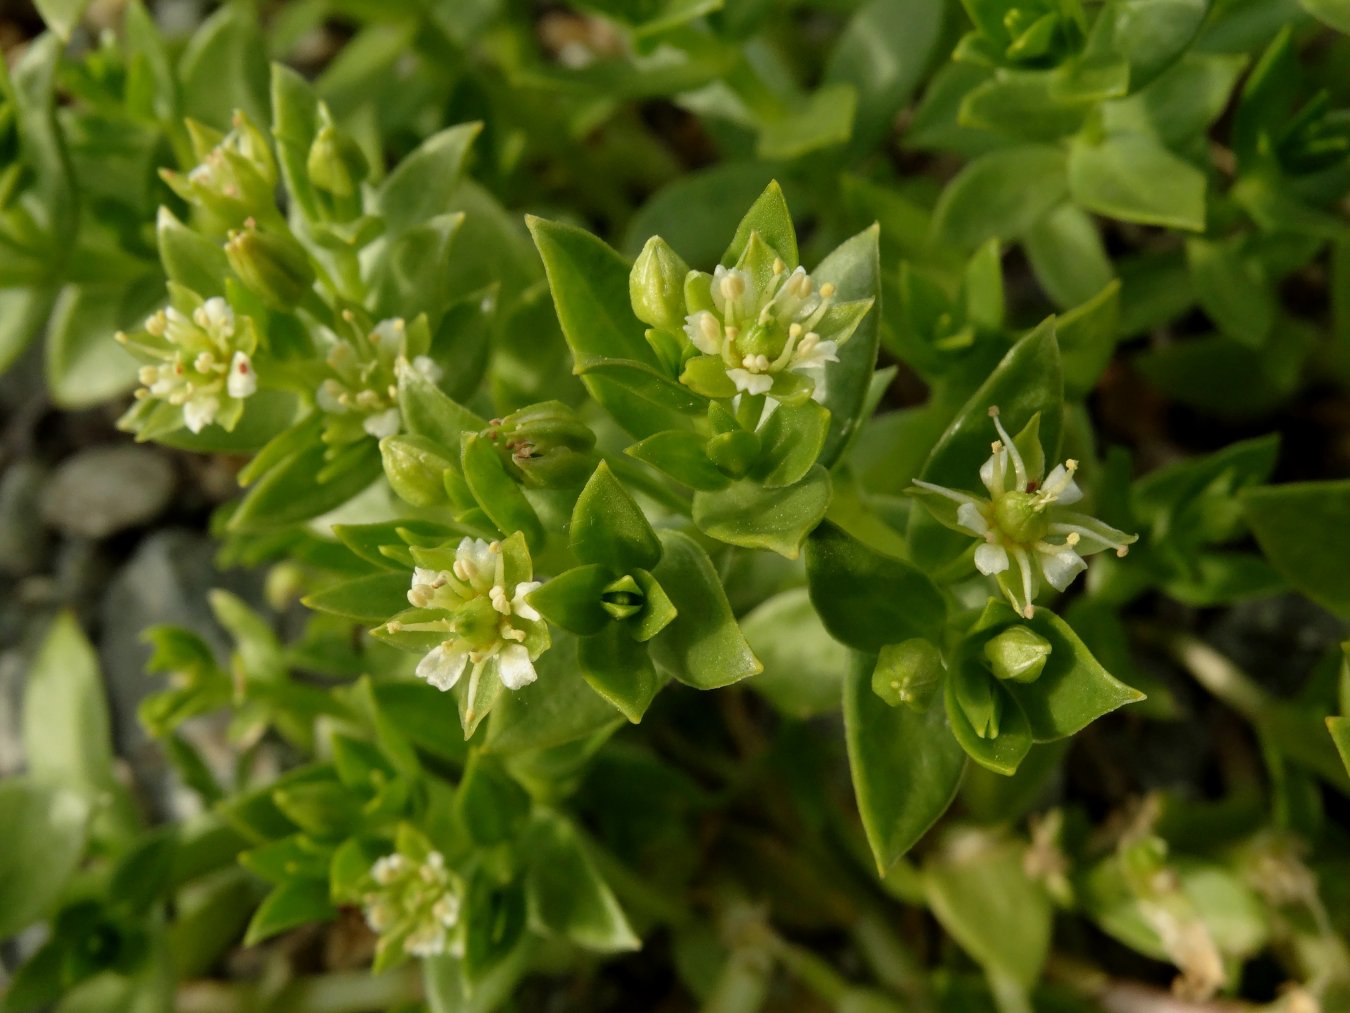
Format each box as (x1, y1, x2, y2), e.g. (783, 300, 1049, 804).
(41, 444, 176, 539)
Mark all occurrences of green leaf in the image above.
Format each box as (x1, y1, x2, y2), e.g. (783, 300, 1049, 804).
(23, 613, 117, 803)
(1058, 279, 1122, 396)
(923, 830, 1052, 988)
(814, 225, 882, 467)
(527, 565, 612, 636)
(229, 441, 382, 533)
(398, 359, 486, 446)
(525, 814, 640, 952)
(805, 521, 947, 653)
(571, 461, 662, 572)
(825, 0, 945, 152)
(931, 146, 1068, 250)
(844, 654, 965, 872)
(959, 71, 1095, 142)
(1242, 480, 1350, 618)
(178, 4, 269, 128)
(157, 207, 230, 298)
(694, 465, 832, 559)
(739, 588, 850, 719)
(0, 779, 90, 938)
(460, 433, 544, 548)
(648, 530, 761, 690)
(456, 753, 531, 847)
(752, 401, 831, 489)
(626, 431, 728, 491)
(722, 180, 799, 269)
(373, 213, 466, 325)
(33, 0, 91, 40)
(1101, 0, 1209, 90)
(757, 83, 858, 161)
(243, 879, 336, 946)
(1023, 204, 1114, 310)
(48, 280, 160, 409)
(529, 217, 686, 438)
(377, 124, 482, 236)
(1186, 237, 1275, 348)
(1329, 716, 1350, 776)
(1068, 132, 1206, 231)
(303, 573, 412, 624)
(578, 624, 662, 723)
(1301, 0, 1350, 31)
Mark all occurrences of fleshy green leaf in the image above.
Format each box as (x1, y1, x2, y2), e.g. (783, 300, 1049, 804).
(742, 588, 851, 718)
(461, 433, 544, 548)
(814, 225, 882, 467)
(648, 530, 762, 690)
(1068, 132, 1206, 231)
(1242, 480, 1350, 618)
(721, 180, 799, 269)
(844, 653, 965, 872)
(694, 465, 833, 559)
(243, 879, 336, 946)
(578, 624, 662, 723)
(303, 573, 413, 624)
(805, 521, 947, 653)
(571, 462, 662, 572)
(526, 565, 612, 637)
(376, 123, 482, 235)
(525, 814, 640, 952)
(0, 779, 90, 938)
(626, 431, 728, 491)
(931, 146, 1068, 250)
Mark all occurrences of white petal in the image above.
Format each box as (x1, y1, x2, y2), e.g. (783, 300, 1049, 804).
(316, 379, 345, 413)
(727, 368, 773, 396)
(974, 543, 1010, 575)
(496, 644, 537, 690)
(956, 501, 989, 536)
(412, 355, 443, 384)
(979, 449, 1007, 497)
(416, 643, 469, 691)
(199, 297, 234, 337)
(412, 567, 441, 590)
(226, 351, 257, 399)
(455, 537, 494, 579)
(511, 581, 542, 622)
(792, 339, 839, 369)
(362, 408, 401, 438)
(183, 396, 219, 433)
(1039, 547, 1087, 591)
(684, 311, 722, 355)
(1042, 464, 1083, 505)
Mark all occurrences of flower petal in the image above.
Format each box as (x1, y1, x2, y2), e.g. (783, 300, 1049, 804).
(974, 542, 1010, 575)
(227, 351, 257, 399)
(362, 408, 401, 439)
(727, 368, 773, 396)
(1039, 546, 1087, 591)
(1042, 464, 1083, 505)
(497, 643, 537, 690)
(684, 311, 723, 355)
(957, 501, 989, 536)
(416, 643, 469, 691)
(511, 581, 542, 622)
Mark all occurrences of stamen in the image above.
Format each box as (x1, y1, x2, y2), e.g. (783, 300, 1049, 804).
(912, 479, 980, 506)
(988, 407, 1027, 489)
(818, 282, 836, 299)
(772, 258, 785, 275)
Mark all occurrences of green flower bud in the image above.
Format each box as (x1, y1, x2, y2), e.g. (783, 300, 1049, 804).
(954, 665, 1003, 739)
(983, 625, 1053, 683)
(630, 236, 690, 330)
(381, 434, 454, 507)
(489, 401, 596, 488)
(307, 119, 368, 198)
(225, 221, 315, 309)
(873, 639, 944, 710)
(706, 429, 759, 478)
(600, 573, 644, 621)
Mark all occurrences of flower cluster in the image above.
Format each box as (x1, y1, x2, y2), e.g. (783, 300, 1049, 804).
(379, 533, 550, 731)
(362, 849, 463, 959)
(316, 318, 439, 443)
(685, 258, 840, 397)
(161, 112, 278, 223)
(912, 407, 1136, 617)
(117, 297, 259, 434)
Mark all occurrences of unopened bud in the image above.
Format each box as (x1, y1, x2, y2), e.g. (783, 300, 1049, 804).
(983, 625, 1052, 683)
(307, 117, 367, 198)
(954, 666, 1003, 740)
(381, 434, 455, 507)
(630, 236, 690, 330)
(490, 401, 596, 488)
(225, 222, 314, 308)
(873, 639, 943, 710)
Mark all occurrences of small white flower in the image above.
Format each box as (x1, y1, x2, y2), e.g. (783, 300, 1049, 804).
(415, 642, 470, 691)
(497, 643, 538, 690)
(912, 407, 1135, 617)
(183, 395, 220, 434)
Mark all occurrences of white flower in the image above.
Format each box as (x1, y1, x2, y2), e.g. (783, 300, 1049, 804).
(912, 407, 1136, 617)
(119, 297, 258, 436)
(679, 243, 869, 405)
(382, 533, 551, 733)
(316, 318, 425, 445)
(362, 845, 463, 959)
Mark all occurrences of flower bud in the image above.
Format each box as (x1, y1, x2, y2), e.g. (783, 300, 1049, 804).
(489, 401, 596, 488)
(873, 639, 943, 710)
(225, 221, 315, 309)
(381, 434, 454, 507)
(953, 665, 1003, 739)
(706, 429, 759, 478)
(983, 625, 1052, 683)
(630, 236, 690, 330)
(307, 118, 367, 199)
